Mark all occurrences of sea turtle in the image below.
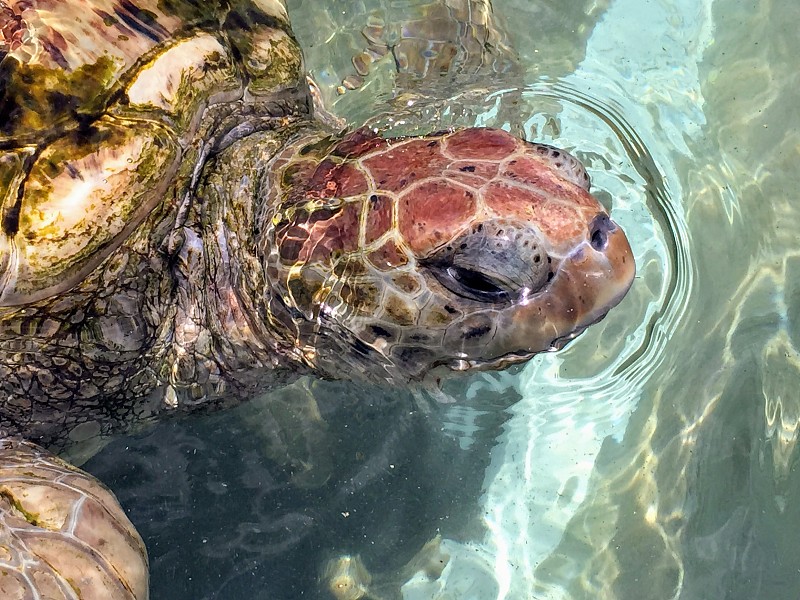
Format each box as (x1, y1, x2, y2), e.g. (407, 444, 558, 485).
(0, 0, 634, 597)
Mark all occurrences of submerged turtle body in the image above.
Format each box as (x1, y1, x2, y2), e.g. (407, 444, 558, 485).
(0, 0, 635, 597)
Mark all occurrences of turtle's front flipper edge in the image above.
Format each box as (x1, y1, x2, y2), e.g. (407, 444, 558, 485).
(0, 438, 149, 599)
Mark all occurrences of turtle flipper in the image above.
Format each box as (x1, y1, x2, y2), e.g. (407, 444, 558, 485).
(0, 438, 148, 599)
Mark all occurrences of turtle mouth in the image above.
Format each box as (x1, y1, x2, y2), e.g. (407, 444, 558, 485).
(446, 349, 536, 372)
(444, 318, 598, 373)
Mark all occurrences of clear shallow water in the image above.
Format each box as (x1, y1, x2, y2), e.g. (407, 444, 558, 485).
(84, 0, 800, 598)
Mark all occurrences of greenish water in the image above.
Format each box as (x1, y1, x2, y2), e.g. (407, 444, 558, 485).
(86, 0, 800, 598)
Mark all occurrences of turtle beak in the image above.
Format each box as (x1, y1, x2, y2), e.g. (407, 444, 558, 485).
(441, 213, 635, 369)
(498, 214, 635, 355)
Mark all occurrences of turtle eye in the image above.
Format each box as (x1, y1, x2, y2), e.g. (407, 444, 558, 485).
(444, 266, 511, 303)
(423, 220, 552, 304)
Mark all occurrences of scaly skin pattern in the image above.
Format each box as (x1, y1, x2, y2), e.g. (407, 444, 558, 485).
(0, 0, 309, 448)
(263, 127, 634, 380)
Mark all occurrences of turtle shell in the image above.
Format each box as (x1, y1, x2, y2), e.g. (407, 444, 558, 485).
(0, 0, 303, 306)
(0, 438, 148, 599)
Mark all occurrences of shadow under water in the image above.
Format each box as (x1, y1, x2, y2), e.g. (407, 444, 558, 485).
(86, 377, 521, 599)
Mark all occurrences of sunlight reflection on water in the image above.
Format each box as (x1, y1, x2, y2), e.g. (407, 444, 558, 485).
(83, 0, 800, 598)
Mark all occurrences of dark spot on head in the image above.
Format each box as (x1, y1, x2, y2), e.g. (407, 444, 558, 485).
(369, 194, 379, 203)
(444, 304, 457, 314)
(369, 324, 393, 339)
(465, 324, 491, 339)
(547, 271, 555, 282)
(459, 165, 476, 173)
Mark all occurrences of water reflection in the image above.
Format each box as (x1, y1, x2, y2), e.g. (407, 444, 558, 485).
(87, 378, 513, 599)
(84, 0, 800, 597)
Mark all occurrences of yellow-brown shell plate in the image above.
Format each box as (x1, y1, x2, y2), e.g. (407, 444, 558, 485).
(0, 0, 295, 306)
(0, 438, 148, 599)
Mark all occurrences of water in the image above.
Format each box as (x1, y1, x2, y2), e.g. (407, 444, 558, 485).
(84, 0, 800, 598)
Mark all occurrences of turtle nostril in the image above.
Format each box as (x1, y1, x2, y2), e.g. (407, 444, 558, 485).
(590, 227, 607, 250)
(589, 213, 614, 251)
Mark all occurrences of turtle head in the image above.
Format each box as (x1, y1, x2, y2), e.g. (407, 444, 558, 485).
(262, 127, 634, 381)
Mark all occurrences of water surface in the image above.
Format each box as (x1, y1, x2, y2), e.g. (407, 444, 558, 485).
(86, 0, 800, 598)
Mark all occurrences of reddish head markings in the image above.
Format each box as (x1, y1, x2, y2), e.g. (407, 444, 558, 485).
(501, 156, 596, 208)
(364, 194, 393, 244)
(282, 201, 362, 265)
(482, 181, 584, 249)
(362, 138, 452, 193)
(331, 127, 389, 159)
(306, 160, 369, 198)
(266, 126, 635, 381)
(398, 179, 478, 256)
(443, 127, 518, 160)
(368, 239, 408, 271)
(274, 127, 609, 267)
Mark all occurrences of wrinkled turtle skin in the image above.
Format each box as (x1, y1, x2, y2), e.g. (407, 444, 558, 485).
(0, 0, 635, 597)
